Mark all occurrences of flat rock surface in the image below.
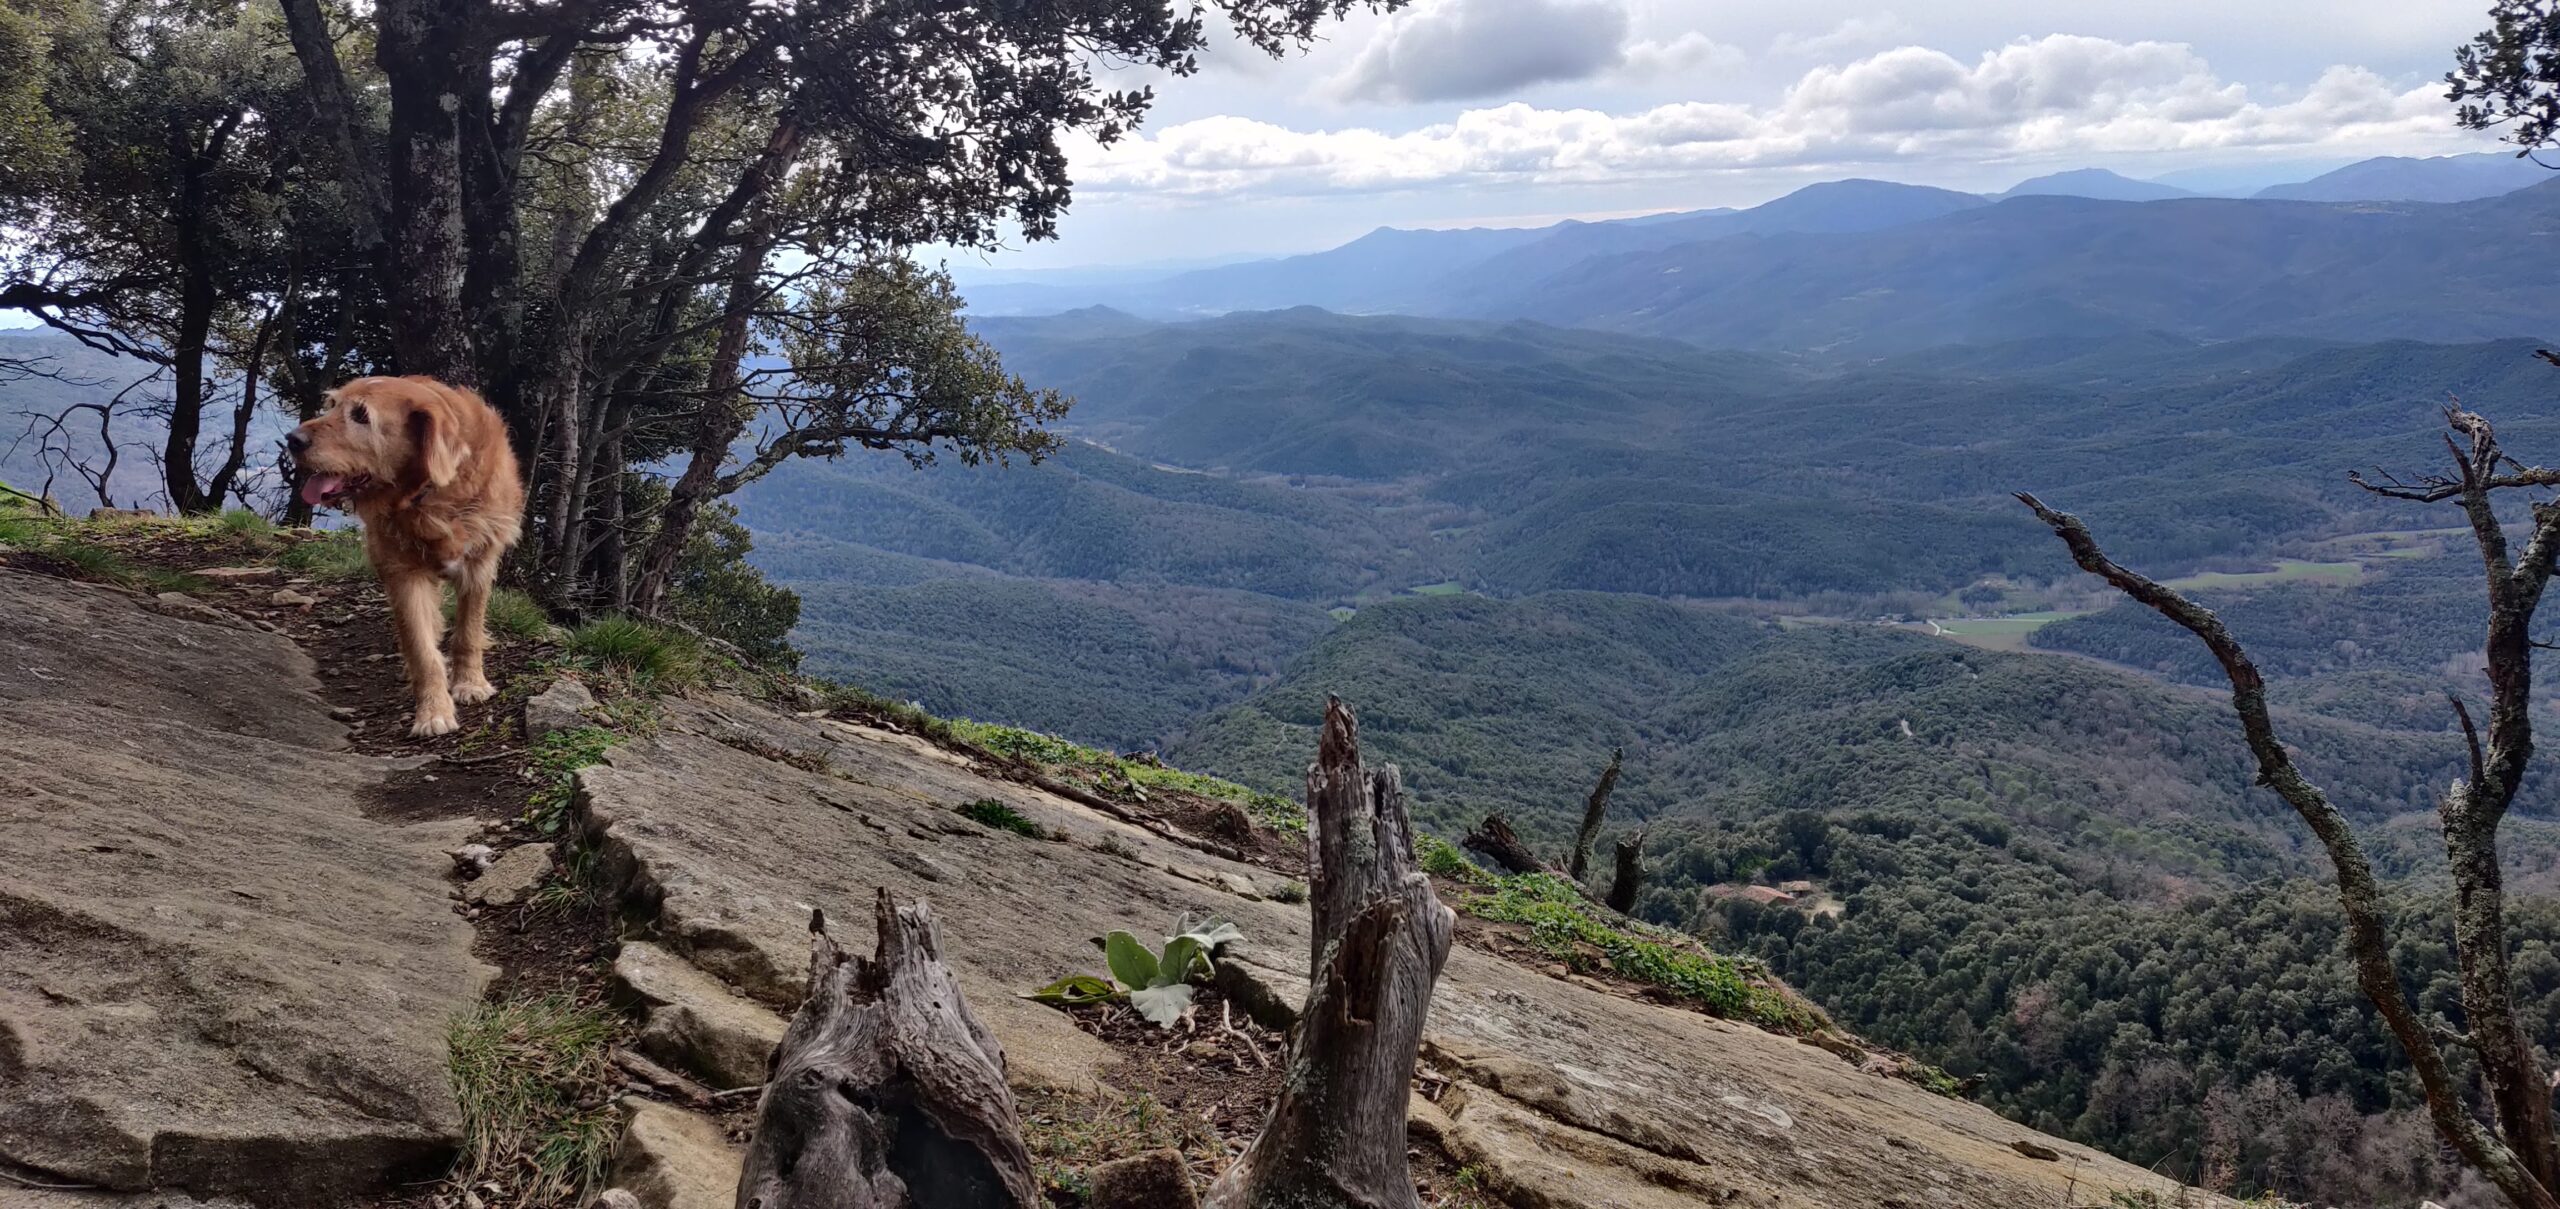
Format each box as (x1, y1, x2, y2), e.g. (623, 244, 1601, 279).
(0, 571, 343, 749)
(0, 569, 488, 1199)
(579, 692, 2228, 1209)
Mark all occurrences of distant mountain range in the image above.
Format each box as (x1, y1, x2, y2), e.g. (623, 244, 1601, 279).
(958, 153, 2560, 347)
(2253, 151, 2548, 203)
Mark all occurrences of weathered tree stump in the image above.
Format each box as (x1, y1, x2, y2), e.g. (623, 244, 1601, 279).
(1566, 747, 1622, 881)
(735, 892, 1037, 1209)
(1206, 696, 1455, 1209)
(1462, 812, 1551, 876)
(1606, 827, 1647, 915)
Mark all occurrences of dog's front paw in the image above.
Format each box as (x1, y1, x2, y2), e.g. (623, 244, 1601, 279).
(410, 699, 461, 737)
(451, 676, 496, 706)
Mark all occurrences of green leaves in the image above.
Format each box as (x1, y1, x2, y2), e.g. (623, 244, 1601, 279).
(1103, 930, 1160, 990)
(1029, 915, 1246, 1030)
(1026, 974, 1116, 1008)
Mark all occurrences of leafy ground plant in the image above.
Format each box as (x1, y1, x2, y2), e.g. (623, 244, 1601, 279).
(1030, 913, 1244, 1027)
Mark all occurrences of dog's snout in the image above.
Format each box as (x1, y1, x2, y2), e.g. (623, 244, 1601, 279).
(284, 430, 310, 454)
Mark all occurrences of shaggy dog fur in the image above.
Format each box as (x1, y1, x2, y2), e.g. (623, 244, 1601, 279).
(287, 376, 525, 737)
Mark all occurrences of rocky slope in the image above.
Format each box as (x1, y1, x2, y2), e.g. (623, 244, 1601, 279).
(0, 549, 2225, 1209)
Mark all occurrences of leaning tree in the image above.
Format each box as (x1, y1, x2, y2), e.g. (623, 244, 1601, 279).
(2018, 402, 2560, 1209)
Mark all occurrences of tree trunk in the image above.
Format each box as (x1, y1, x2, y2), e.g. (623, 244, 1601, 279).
(374, 0, 481, 383)
(735, 893, 1039, 1209)
(631, 232, 776, 615)
(1567, 747, 1622, 882)
(1205, 696, 1453, 1209)
(1463, 813, 1550, 876)
(1606, 828, 1646, 915)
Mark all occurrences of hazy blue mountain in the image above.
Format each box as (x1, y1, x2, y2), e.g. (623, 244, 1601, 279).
(2253, 151, 2551, 203)
(1424, 179, 1987, 304)
(1484, 182, 2560, 351)
(1998, 168, 2192, 201)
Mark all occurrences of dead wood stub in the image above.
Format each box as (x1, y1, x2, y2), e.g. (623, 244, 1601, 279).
(735, 893, 1037, 1209)
(1206, 695, 1455, 1209)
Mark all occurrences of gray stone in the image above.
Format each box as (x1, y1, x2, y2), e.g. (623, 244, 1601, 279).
(1088, 1148, 1198, 1209)
(526, 676, 599, 739)
(613, 941, 787, 1091)
(574, 690, 2235, 1209)
(466, 844, 554, 906)
(0, 569, 488, 1199)
(1213, 950, 1309, 1033)
(605, 1099, 741, 1209)
(269, 587, 320, 608)
(192, 566, 281, 584)
(0, 572, 341, 748)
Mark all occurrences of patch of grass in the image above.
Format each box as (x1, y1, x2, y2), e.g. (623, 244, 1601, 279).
(1018, 1084, 1217, 1204)
(959, 798, 1046, 838)
(487, 588, 554, 639)
(1408, 580, 1466, 596)
(1271, 879, 1309, 905)
(447, 995, 620, 1206)
(447, 586, 555, 640)
(525, 726, 622, 835)
(950, 718, 1306, 831)
(279, 529, 372, 581)
(565, 617, 702, 692)
(1461, 871, 1815, 1033)
(1419, 834, 1494, 886)
(818, 681, 959, 744)
(528, 840, 604, 913)
(214, 507, 275, 538)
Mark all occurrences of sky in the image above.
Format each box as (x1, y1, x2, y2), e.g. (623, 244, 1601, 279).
(944, 0, 2517, 275)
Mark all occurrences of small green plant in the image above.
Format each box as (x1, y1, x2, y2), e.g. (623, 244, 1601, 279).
(958, 798, 1045, 838)
(525, 726, 622, 834)
(565, 616, 702, 691)
(1419, 834, 1493, 885)
(447, 994, 620, 1204)
(449, 586, 553, 640)
(279, 529, 371, 581)
(1029, 914, 1245, 1027)
(215, 507, 275, 538)
(1271, 879, 1309, 905)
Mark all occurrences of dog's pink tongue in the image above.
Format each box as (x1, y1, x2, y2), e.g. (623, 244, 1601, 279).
(299, 474, 344, 507)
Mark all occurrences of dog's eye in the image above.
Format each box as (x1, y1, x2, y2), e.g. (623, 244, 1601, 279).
(351, 404, 370, 425)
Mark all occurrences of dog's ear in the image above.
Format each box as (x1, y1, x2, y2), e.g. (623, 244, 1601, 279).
(407, 386, 473, 489)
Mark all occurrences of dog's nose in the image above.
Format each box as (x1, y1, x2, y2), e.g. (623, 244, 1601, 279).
(284, 431, 310, 454)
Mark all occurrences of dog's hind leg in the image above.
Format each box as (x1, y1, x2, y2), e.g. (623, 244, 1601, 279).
(449, 556, 497, 706)
(388, 569, 460, 737)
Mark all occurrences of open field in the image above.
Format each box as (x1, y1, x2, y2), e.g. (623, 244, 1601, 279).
(2160, 560, 2362, 591)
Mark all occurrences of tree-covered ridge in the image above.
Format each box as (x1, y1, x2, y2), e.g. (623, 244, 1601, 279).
(1166, 589, 2551, 1204)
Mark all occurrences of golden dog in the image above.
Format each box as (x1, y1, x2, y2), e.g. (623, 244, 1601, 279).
(287, 376, 525, 737)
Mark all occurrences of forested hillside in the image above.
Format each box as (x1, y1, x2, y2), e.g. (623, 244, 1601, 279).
(1167, 591, 2560, 1205)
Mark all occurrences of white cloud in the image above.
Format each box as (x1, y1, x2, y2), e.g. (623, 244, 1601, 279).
(1080, 35, 2460, 198)
(1324, 0, 1745, 103)
(1620, 31, 1749, 80)
(1770, 13, 1916, 58)
(1328, 0, 1634, 103)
